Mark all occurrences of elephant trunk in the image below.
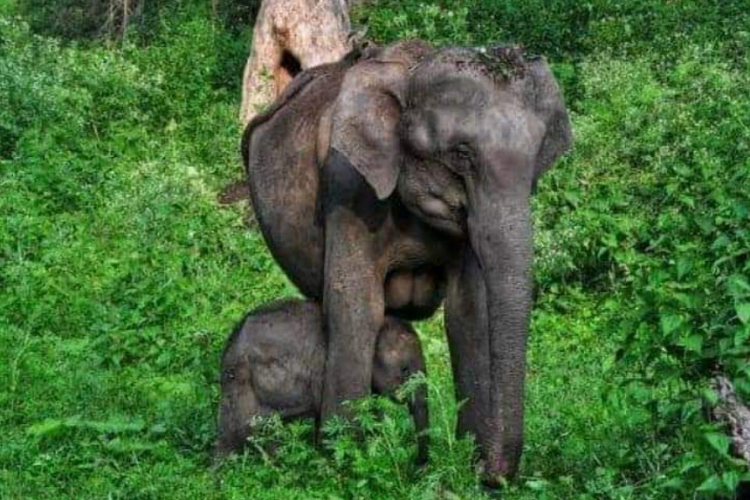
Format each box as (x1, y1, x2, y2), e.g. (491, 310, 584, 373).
(467, 189, 533, 484)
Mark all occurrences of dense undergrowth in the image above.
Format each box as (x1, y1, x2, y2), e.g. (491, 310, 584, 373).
(1, 1, 749, 498)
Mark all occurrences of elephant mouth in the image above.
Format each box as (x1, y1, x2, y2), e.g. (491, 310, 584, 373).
(402, 192, 467, 238)
(397, 154, 469, 238)
(418, 204, 466, 237)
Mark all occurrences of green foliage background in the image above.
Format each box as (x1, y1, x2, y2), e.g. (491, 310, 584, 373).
(1, 0, 749, 498)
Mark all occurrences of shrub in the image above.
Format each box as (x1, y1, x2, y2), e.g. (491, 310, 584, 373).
(533, 43, 750, 495)
(14, 0, 261, 40)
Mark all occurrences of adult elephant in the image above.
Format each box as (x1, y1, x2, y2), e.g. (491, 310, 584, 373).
(242, 40, 572, 484)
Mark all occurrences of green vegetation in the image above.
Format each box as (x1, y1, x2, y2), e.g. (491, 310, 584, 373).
(1, 1, 749, 498)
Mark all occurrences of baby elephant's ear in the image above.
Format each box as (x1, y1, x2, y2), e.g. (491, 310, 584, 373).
(328, 60, 408, 200)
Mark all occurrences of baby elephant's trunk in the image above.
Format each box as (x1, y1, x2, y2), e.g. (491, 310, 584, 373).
(409, 381, 429, 465)
(408, 340, 429, 465)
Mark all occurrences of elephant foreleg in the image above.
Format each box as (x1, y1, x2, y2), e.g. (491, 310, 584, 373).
(319, 147, 389, 420)
(320, 207, 385, 420)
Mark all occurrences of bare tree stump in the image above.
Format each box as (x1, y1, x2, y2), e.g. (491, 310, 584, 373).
(239, 0, 353, 125)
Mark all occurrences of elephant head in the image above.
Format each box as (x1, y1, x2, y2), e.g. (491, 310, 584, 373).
(372, 317, 429, 466)
(326, 42, 572, 481)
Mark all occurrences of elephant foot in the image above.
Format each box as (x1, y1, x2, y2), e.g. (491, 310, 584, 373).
(480, 478, 507, 498)
(478, 463, 509, 490)
(478, 451, 517, 489)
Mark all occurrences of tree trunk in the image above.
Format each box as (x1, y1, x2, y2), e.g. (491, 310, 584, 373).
(121, 0, 130, 40)
(238, 0, 353, 126)
(101, 0, 142, 41)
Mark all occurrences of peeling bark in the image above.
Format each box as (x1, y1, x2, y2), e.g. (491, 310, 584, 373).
(712, 376, 750, 465)
(239, 0, 353, 125)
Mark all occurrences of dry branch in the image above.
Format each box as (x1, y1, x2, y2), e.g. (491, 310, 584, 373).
(101, 0, 142, 40)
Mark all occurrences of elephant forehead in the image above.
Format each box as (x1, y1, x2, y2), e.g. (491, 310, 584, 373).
(407, 73, 491, 108)
(404, 83, 540, 154)
(413, 45, 526, 83)
(482, 98, 545, 150)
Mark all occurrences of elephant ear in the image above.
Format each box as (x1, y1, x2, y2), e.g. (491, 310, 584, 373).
(328, 41, 432, 200)
(328, 61, 407, 199)
(526, 57, 573, 184)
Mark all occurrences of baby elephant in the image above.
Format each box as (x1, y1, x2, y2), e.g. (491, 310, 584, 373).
(216, 300, 429, 463)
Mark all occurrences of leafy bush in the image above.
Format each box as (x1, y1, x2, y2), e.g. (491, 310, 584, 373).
(14, 0, 261, 40)
(359, 0, 749, 61)
(359, 0, 749, 107)
(541, 19, 748, 500)
(530, 43, 750, 495)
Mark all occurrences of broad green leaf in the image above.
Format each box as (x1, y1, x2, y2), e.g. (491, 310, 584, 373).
(676, 258, 692, 280)
(679, 334, 703, 353)
(661, 477, 684, 490)
(705, 432, 731, 456)
(525, 479, 550, 491)
(660, 313, 684, 336)
(722, 471, 740, 491)
(696, 474, 723, 493)
(737, 303, 750, 324)
(682, 398, 703, 420)
(694, 215, 715, 234)
(701, 388, 719, 406)
(679, 455, 704, 474)
(728, 275, 750, 298)
(734, 325, 750, 346)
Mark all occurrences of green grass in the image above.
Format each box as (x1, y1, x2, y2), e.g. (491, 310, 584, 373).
(1, 270, 654, 498)
(1, 1, 749, 498)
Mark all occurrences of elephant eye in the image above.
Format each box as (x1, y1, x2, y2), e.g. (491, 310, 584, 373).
(448, 143, 475, 174)
(455, 143, 473, 158)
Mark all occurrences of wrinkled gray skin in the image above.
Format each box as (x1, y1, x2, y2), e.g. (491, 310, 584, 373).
(215, 300, 429, 464)
(243, 40, 572, 484)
